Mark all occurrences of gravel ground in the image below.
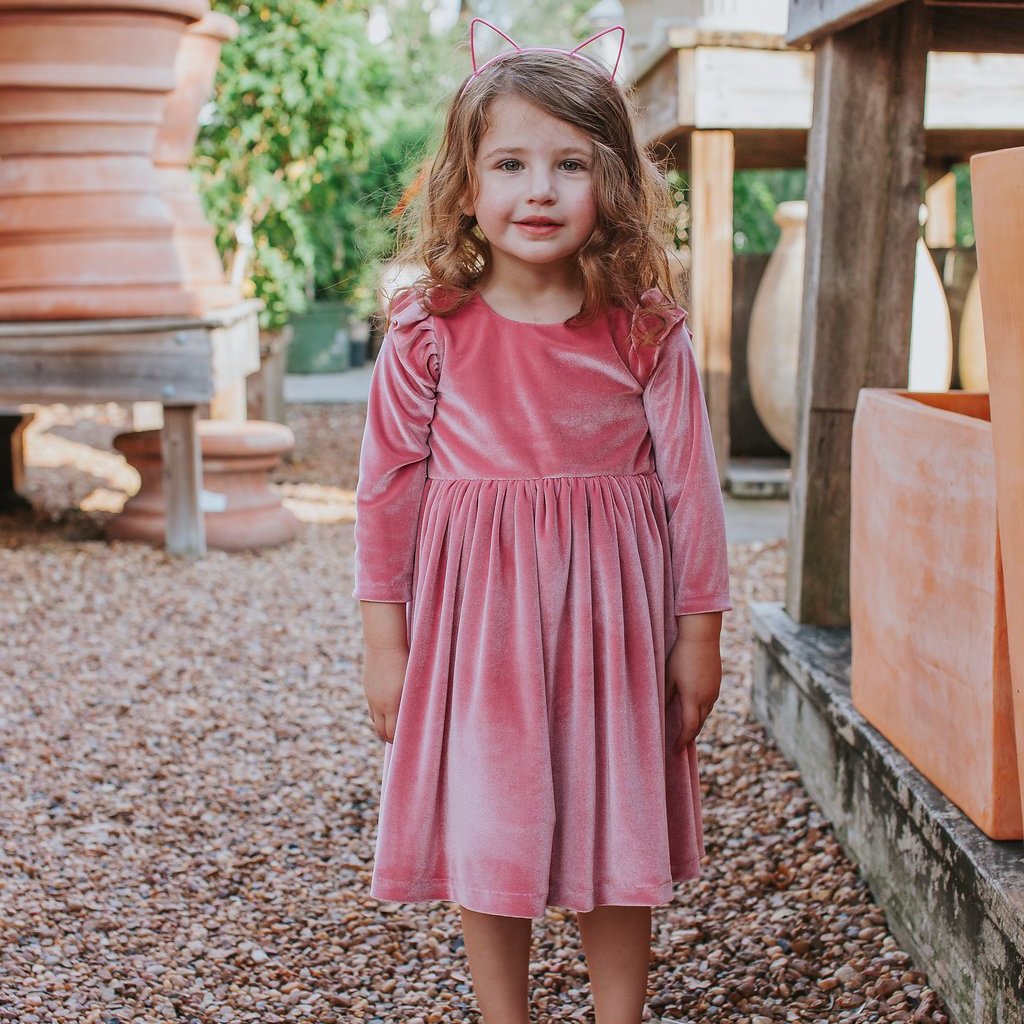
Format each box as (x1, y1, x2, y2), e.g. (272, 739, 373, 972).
(0, 404, 951, 1024)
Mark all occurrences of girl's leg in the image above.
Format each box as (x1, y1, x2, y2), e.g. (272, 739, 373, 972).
(577, 905, 652, 1024)
(459, 905, 533, 1024)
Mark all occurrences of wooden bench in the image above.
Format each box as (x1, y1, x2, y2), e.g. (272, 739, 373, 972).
(0, 299, 260, 555)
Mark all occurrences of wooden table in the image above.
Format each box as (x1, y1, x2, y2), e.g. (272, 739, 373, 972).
(0, 299, 261, 556)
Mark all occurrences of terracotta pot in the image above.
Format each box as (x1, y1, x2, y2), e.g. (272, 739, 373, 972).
(971, 144, 1024, 834)
(108, 420, 298, 550)
(850, 389, 1019, 839)
(0, 0, 210, 320)
(959, 273, 988, 391)
(154, 10, 240, 312)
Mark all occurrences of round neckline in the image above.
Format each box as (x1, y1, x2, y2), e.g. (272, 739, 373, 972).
(471, 291, 579, 328)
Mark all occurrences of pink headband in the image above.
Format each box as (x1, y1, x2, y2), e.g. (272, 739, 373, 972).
(461, 17, 626, 95)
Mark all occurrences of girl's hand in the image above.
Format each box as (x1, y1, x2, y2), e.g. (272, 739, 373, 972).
(359, 601, 411, 744)
(665, 613, 723, 753)
(363, 645, 408, 743)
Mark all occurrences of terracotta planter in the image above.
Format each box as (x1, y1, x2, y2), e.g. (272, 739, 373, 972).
(0, 0, 210, 320)
(971, 145, 1024, 833)
(154, 10, 240, 313)
(850, 389, 1019, 840)
(108, 420, 298, 550)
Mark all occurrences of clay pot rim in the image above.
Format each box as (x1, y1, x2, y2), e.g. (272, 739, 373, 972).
(0, 0, 208, 20)
(773, 200, 807, 226)
(189, 9, 237, 41)
(114, 421, 295, 458)
(858, 388, 991, 430)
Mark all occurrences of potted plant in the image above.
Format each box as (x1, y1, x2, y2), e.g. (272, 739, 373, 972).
(192, 1, 402, 340)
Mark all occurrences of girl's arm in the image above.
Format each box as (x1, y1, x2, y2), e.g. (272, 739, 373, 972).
(360, 600, 409, 743)
(641, 318, 731, 618)
(642, 316, 731, 747)
(353, 298, 440, 604)
(354, 295, 441, 742)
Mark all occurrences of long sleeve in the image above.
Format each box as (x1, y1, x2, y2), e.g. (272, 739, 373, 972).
(640, 304, 732, 617)
(353, 293, 442, 603)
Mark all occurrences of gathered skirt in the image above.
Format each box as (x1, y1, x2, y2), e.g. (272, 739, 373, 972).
(369, 471, 705, 919)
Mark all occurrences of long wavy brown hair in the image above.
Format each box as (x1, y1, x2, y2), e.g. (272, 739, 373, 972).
(390, 48, 681, 345)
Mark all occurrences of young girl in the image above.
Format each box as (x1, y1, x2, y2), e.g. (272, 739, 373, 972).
(354, 21, 731, 1024)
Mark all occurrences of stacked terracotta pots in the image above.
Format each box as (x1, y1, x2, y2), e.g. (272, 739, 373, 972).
(154, 10, 241, 312)
(0, 0, 215, 320)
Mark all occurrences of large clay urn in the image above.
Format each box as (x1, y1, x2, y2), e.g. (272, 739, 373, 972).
(748, 200, 953, 453)
(908, 214, 954, 392)
(959, 273, 988, 390)
(108, 420, 299, 550)
(0, 0, 210, 320)
(154, 10, 240, 312)
(747, 200, 804, 452)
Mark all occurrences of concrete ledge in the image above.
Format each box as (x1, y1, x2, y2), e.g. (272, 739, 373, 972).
(750, 601, 1024, 1024)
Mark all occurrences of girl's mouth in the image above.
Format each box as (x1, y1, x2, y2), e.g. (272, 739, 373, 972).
(515, 219, 562, 236)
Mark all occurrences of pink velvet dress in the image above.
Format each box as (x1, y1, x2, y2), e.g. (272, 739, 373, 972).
(353, 288, 731, 919)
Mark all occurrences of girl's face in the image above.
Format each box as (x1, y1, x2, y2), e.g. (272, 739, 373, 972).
(467, 94, 598, 282)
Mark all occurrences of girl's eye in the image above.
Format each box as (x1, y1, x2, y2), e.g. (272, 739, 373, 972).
(493, 159, 588, 172)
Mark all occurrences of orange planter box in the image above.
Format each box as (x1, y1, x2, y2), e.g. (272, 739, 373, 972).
(851, 389, 1021, 840)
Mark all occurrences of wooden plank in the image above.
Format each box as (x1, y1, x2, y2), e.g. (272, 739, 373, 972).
(209, 380, 248, 421)
(693, 47, 814, 129)
(633, 48, 693, 146)
(161, 405, 206, 557)
(634, 38, 1024, 162)
(787, 0, 906, 45)
(926, 53, 1024, 129)
(787, 0, 930, 625)
(0, 300, 259, 338)
(0, 326, 211, 355)
(930, 8, 1024, 51)
(210, 303, 261, 394)
(688, 130, 734, 485)
(0, 346, 213, 405)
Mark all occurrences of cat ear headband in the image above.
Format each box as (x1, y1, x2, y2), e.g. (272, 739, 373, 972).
(392, 20, 627, 218)
(461, 17, 626, 95)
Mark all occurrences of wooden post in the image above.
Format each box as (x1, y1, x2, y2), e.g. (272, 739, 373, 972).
(210, 378, 248, 421)
(786, 1, 930, 626)
(0, 411, 32, 512)
(689, 129, 734, 486)
(161, 405, 206, 557)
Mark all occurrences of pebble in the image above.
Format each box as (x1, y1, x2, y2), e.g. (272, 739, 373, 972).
(0, 403, 952, 1024)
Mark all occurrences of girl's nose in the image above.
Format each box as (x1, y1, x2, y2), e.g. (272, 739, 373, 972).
(525, 171, 556, 203)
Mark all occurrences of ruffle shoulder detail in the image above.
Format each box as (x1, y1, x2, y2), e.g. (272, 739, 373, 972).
(626, 287, 689, 389)
(385, 288, 444, 385)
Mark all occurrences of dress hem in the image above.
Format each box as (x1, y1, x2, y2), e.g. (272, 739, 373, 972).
(369, 860, 703, 919)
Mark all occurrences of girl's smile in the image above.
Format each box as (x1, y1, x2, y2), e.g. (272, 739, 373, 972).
(467, 94, 598, 281)
(515, 217, 563, 237)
